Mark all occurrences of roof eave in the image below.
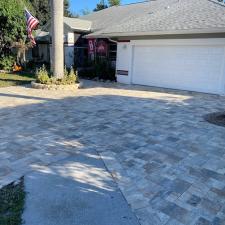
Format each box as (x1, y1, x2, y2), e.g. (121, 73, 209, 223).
(72, 28, 91, 33)
(85, 28, 225, 38)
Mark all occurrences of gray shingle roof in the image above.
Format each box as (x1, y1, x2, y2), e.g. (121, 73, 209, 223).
(82, 0, 225, 37)
(63, 17, 92, 32)
(36, 17, 92, 42)
(82, 0, 175, 32)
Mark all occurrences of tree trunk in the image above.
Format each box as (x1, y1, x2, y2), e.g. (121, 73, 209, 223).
(51, 0, 64, 78)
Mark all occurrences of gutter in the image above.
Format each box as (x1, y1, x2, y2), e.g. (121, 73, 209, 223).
(107, 38, 118, 43)
(85, 28, 225, 38)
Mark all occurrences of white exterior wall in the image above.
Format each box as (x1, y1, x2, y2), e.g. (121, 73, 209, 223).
(67, 32, 75, 44)
(116, 38, 225, 94)
(116, 42, 132, 84)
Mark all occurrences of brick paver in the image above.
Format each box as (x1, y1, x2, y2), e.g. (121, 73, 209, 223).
(1, 80, 225, 224)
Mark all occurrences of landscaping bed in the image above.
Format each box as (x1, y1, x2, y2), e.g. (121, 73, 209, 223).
(0, 178, 25, 225)
(31, 65, 80, 90)
(31, 81, 79, 90)
(0, 72, 35, 88)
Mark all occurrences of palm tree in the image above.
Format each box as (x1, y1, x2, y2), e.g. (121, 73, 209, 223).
(51, 0, 64, 78)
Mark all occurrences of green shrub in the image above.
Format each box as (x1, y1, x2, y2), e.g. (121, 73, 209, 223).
(0, 55, 15, 71)
(94, 58, 116, 81)
(64, 66, 69, 77)
(35, 65, 79, 85)
(68, 67, 79, 84)
(35, 65, 50, 84)
(75, 70, 79, 83)
(57, 67, 79, 85)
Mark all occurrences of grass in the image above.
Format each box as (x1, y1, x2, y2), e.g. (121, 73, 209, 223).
(0, 178, 25, 225)
(0, 72, 35, 88)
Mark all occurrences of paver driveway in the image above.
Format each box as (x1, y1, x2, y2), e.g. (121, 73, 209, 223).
(1, 80, 225, 225)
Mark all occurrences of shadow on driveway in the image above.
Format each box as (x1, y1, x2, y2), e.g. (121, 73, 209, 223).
(22, 148, 140, 225)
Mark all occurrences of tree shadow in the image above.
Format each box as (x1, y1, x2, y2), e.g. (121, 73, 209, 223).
(0, 92, 53, 101)
(22, 148, 140, 225)
(0, 89, 224, 166)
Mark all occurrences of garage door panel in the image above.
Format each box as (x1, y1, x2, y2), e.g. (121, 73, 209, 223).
(132, 45, 224, 94)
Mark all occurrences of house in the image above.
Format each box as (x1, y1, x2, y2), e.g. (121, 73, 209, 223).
(36, 0, 225, 94)
(33, 17, 92, 67)
(82, 0, 225, 94)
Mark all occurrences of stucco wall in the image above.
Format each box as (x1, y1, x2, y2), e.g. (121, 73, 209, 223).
(116, 42, 132, 84)
(116, 38, 225, 94)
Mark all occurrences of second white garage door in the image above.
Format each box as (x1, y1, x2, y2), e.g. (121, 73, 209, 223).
(132, 42, 225, 94)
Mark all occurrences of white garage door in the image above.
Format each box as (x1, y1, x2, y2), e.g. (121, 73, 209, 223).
(132, 44, 225, 94)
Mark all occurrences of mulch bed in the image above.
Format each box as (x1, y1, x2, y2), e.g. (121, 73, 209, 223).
(204, 112, 225, 127)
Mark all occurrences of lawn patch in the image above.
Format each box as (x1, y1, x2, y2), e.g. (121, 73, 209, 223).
(0, 72, 35, 88)
(0, 178, 25, 225)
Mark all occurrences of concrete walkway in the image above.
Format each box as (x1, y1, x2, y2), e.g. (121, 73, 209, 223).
(22, 147, 140, 225)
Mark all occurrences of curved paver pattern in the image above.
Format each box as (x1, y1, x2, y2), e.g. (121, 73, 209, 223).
(1, 81, 225, 224)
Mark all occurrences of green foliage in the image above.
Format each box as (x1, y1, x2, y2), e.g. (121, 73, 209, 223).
(35, 65, 79, 85)
(29, 0, 50, 26)
(64, 0, 73, 17)
(0, 72, 35, 87)
(93, 0, 120, 11)
(0, 0, 27, 62)
(79, 58, 116, 81)
(68, 67, 79, 84)
(94, 58, 116, 80)
(0, 0, 34, 68)
(0, 55, 15, 71)
(59, 67, 79, 85)
(94, 0, 108, 11)
(108, 0, 121, 6)
(0, 178, 25, 225)
(29, 0, 73, 26)
(64, 66, 69, 77)
(35, 64, 50, 84)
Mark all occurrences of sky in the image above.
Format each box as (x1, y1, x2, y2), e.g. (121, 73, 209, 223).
(69, 0, 144, 15)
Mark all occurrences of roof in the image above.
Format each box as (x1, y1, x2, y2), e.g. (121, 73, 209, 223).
(81, 0, 225, 38)
(81, 0, 166, 32)
(35, 29, 50, 42)
(39, 17, 92, 34)
(36, 17, 92, 42)
(63, 17, 92, 32)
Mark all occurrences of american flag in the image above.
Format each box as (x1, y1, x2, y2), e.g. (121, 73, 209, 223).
(25, 9, 39, 45)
